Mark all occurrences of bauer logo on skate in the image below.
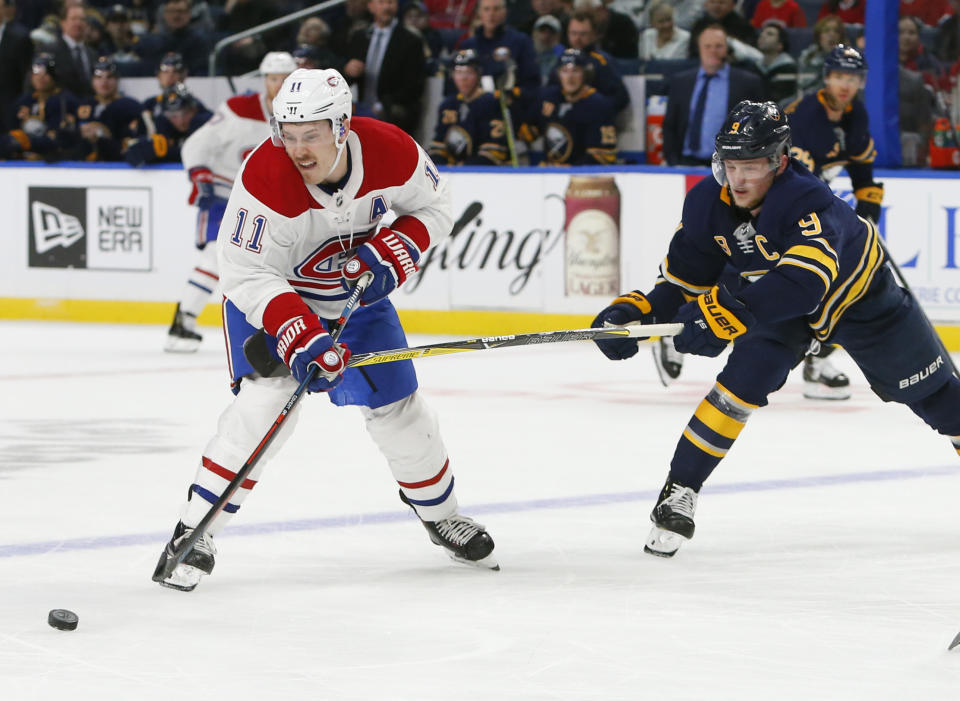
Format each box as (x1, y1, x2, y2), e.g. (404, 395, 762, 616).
(898, 356, 944, 389)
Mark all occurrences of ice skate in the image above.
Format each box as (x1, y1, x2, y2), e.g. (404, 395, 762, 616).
(802, 353, 851, 400)
(652, 336, 683, 387)
(152, 521, 216, 591)
(644, 480, 699, 558)
(164, 304, 203, 353)
(399, 490, 499, 570)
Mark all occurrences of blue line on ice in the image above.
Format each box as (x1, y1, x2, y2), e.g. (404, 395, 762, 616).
(1, 464, 956, 558)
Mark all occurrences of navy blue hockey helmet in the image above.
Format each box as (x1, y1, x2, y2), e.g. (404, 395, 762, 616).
(452, 49, 481, 72)
(713, 101, 791, 184)
(32, 53, 57, 79)
(823, 44, 867, 77)
(93, 56, 118, 77)
(158, 52, 185, 74)
(161, 82, 197, 113)
(558, 48, 589, 70)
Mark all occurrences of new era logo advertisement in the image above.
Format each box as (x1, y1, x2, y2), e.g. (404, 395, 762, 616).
(28, 186, 152, 271)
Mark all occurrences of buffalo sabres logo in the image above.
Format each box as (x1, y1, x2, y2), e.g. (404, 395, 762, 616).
(732, 221, 756, 254)
(544, 122, 572, 164)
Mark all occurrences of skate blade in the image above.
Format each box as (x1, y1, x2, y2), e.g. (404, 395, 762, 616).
(802, 381, 851, 401)
(164, 336, 201, 353)
(447, 551, 500, 571)
(644, 525, 687, 558)
(156, 563, 206, 592)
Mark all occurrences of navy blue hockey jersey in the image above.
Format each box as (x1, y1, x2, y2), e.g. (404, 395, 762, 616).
(657, 161, 885, 341)
(75, 95, 144, 161)
(539, 85, 617, 165)
(429, 91, 507, 165)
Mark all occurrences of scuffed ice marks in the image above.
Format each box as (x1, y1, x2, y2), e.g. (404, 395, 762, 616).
(0, 418, 182, 472)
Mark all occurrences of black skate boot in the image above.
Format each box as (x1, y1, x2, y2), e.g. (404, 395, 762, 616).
(644, 479, 699, 558)
(152, 521, 216, 591)
(802, 352, 851, 400)
(164, 304, 203, 353)
(399, 490, 499, 570)
(652, 336, 683, 387)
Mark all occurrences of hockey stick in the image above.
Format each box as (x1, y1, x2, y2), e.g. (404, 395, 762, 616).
(153, 273, 373, 582)
(492, 47, 520, 167)
(345, 323, 684, 367)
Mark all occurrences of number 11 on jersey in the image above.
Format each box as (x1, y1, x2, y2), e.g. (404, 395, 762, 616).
(228, 208, 266, 253)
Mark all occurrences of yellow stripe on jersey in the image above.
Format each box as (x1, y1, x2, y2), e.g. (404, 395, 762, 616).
(693, 399, 747, 440)
(810, 218, 885, 339)
(660, 256, 714, 295)
(777, 258, 832, 295)
(780, 244, 839, 280)
(851, 137, 877, 162)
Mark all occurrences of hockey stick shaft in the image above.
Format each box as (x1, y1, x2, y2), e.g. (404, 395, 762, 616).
(346, 323, 683, 367)
(155, 274, 372, 581)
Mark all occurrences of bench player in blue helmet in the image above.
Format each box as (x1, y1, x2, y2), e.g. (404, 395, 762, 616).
(784, 45, 881, 399)
(592, 101, 960, 558)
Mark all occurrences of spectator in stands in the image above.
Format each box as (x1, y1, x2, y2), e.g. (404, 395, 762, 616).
(403, 1, 443, 71)
(43, 4, 98, 98)
(609, 0, 646, 27)
(521, 0, 569, 35)
(344, 0, 427, 135)
(0, 0, 33, 132)
(900, 14, 947, 90)
(72, 56, 143, 161)
(99, 4, 157, 75)
(539, 48, 618, 164)
(639, 1, 691, 60)
(797, 14, 847, 90)
(425, 0, 478, 30)
(462, 0, 540, 99)
(900, 0, 953, 26)
(142, 52, 209, 123)
(429, 49, 508, 165)
(330, 0, 372, 59)
(126, 82, 212, 166)
(0, 54, 80, 161)
(557, 10, 629, 111)
(216, 0, 282, 76)
(150, 0, 211, 76)
(691, 0, 757, 47)
(817, 0, 864, 25)
(750, 0, 807, 28)
(293, 18, 343, 71)
(899, 64, 935, 166)
(662, 23, 765, 165)
(935, 0, 960, 63)
(533, 15, 565, 81)
(642, 0, 704, 30)
(574, 0, 639, 59)
(754, 21, 797, 102)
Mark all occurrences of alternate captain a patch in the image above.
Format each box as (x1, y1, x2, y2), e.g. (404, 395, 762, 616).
(370, 195, 388, 222)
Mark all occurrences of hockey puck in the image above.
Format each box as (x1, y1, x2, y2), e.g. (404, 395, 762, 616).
(48, 609, 78, 631)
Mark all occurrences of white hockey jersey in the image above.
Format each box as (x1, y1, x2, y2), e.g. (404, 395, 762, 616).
(217, 117, 452, 326)
(181, 92, 273, 199)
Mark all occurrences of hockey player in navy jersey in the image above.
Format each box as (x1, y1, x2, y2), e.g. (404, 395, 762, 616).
(153, 68, 498, 591)
(428, 49, 508, 166)
(72, 58, 144, 162)
(539, 49, 617, 166)
(592, 101, 960, 559)
(163, 51, 297, 352)
(124, 82, 212, 167)
(783, 44, 882, 399)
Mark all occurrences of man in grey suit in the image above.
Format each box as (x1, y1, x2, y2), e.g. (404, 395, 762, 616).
(43, 4, 99, 98)
(663, 23, 765, 166)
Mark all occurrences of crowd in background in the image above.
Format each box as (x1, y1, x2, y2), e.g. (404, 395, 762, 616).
(1, 0, 960, 166)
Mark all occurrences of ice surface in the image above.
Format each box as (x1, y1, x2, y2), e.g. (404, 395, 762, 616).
(2, 321, 959, 700)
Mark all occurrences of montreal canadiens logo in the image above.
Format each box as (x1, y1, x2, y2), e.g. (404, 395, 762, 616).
(345, 259, 361, 275)
(327, 75, 339, 87)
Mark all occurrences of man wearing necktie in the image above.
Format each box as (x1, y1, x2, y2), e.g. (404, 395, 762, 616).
(344, 0, 426, 135)
(663, 23, 765, 166)
(43, 4, 96, 98)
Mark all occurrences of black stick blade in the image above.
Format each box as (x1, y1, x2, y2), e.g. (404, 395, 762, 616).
(950, 632, 960, 651)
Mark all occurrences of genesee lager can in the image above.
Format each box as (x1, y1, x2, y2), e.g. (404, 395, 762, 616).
(564, 175, 620, 296)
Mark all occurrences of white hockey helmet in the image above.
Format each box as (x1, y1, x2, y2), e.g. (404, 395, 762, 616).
(259, 51, 297, 75)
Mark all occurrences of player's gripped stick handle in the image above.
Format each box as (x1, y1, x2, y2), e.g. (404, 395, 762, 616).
(154, 272, 373, 582)
(346, 322, 684, 368)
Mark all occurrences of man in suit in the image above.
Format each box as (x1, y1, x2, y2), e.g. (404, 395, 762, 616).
(0, 0, 33, 131)
(44, 3, 99, 98)
(344, 0, 426, 135)
(663, 23, 765, 166)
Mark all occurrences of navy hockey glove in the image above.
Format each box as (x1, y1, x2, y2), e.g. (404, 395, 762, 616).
(854, 182, 883, 225)
(342, 227, 421, 305)
(275, 314, 351, 393)
(673, 285, 754, 358)
(188, 167, 227, 211)
(591, 291, 656, 360)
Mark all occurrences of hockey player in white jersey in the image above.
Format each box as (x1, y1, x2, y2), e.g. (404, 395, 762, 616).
(153, 67, 498, 590)
(164, 51, 297, 352)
